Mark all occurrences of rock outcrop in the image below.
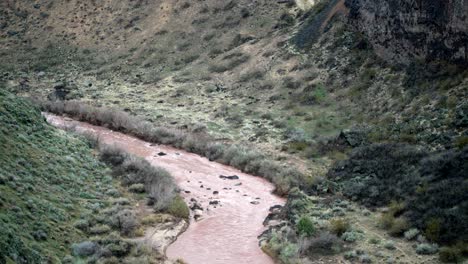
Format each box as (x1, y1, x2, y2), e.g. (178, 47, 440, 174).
(345, 0, 468, 65)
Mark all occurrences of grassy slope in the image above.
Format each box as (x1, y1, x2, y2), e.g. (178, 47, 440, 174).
(0, 90, 116, 262)
(1, 0, 467, 263)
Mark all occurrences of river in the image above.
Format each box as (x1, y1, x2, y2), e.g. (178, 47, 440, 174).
(44, 113, 284, 264)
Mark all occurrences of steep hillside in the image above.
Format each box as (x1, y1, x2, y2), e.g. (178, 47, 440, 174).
(0, 0, 467, 263)
(0, 91, 186, 263)
(0, 90, 115, 262)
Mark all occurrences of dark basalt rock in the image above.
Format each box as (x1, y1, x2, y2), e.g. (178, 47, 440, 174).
(47, 81, 81, 101)
(219, 175, 239, 180)
(345, 0, 468, 65)
(336, 128, 369, 148)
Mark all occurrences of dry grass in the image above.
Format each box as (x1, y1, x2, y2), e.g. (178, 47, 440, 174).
(36, 99, 306, 194)
(99, 145, 177, 211)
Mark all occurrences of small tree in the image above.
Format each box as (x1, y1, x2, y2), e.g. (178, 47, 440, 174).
(297, 216, 315, 237)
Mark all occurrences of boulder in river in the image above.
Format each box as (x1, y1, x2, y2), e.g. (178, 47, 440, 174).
(194, 209, 203, 221)
(190, 202, 203, 211)
(219, 175, 239, 180)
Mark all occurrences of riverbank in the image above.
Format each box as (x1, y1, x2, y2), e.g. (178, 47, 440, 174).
(45, 113, 285, 263)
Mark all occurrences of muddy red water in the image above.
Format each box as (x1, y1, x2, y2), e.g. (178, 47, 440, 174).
(44, 113, 284, 264)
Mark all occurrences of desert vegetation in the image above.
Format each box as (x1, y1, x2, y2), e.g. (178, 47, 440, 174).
(328, 143, 468, 260)
(36, 99, 307, 195)
(1, 0, 467, 263)
(0, 90, 187, 263)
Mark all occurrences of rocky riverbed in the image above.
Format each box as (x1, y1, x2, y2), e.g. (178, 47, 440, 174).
(44, 113, 285, 264)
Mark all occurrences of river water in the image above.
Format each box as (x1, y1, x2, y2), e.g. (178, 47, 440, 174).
(44, 113, 284, 264)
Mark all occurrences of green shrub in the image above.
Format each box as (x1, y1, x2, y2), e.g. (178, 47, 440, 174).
(454, 136, 468, 149)
(71, 241, 98, 257)
(279, 243, 298, 263)
(388, 200, 406, 215)
(383, 241, 396, 250)
(439, 246, 463, 263)
(90, 224, 111, 235)
(425, 218, 441, 242)
(329, 218, 350, 236)
(129, 183, 145, 193)
(166, 196, 189, 219)
(404, 228, 420, 241)
(388, 217, 409, 236)
(301, 232, 343, 255)
(113, 209, 139, 236)
(368, 237, 380, 244)
(341, 230, 362, 243)
(416, 243, 439, 255)
(344, 250, 358, 260)
(99, 147, 176, 210)
(73, 219, 90, 232)
(297, 216, 315, 237)
(283, 77, 301, 89)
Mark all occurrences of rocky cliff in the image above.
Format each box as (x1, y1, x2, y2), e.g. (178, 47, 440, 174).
(345, 0, 468, 65)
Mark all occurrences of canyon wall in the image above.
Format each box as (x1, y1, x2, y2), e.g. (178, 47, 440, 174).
(345, 0, 468, 65)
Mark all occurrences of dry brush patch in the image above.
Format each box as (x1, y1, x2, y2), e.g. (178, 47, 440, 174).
(35, 99, 307, 195)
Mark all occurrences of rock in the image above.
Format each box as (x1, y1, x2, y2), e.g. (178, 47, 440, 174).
(263, 205, 283, 226)
(234, 182, 242, 186)
(213, 191, 219, 195)
(157, 152, 167, 156)
(219, 175, 240, 180)
(250, 201, 260, 205)
(200, 185, 204, 188)
(346, 0, 468, 65)
(189, 202, 203, 211)
(209, 200, 219, 205)
(47, 81, 81, 101)
(184, 190, 191, 194)
(337, 128, 369, 148)
(269, 205, 283, 212)
(193, 209, 203, 220)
